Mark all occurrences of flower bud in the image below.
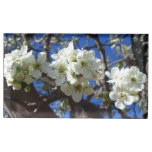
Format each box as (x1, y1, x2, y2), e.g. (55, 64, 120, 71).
(13, 82, 22, 90)
(15, 72, 24, 81)
(24, 76, 33, 84)
(24, 85, 31, 92)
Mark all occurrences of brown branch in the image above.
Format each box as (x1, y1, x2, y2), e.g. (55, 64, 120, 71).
(22, 34, 29, 42)
(88, 34, 109, 92)
(4, 78, 59, 118)
(44, 34, 51, 61)
(108, 56, 129, 67)
(29, 46, 42, 52)
(40, 76, 56, 87)
(83, 45, 97, 50)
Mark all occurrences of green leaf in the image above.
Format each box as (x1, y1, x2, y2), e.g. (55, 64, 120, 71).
(24, 85, 31, 92)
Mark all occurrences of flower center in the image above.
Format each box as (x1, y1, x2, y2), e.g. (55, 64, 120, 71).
(114, 75, 118, 79)
(69, 55, 77, 62)
(131, 77, 136, 83)
(34, 63, 40, 70)
(72, 73, 83, 79)
(119, 93, 126, 99)
(74, 84, 82, 92)
(81, 61, 88, 68)
(58, 65, 66, 74)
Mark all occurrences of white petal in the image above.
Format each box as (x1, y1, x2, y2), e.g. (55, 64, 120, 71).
(109, 91, 118, 101)
(61, 84, 72, 96)
(40, 62, 51, 74)
(25, 54, 36, 64)
(51, 61, 58, 68)
(111, 67, 119, 75)
(115, 101, 126, 110)
(67, 41, 74, 50)
(105, 71, 111, 78)
(107, 80, 115, 83)
(82, 69, 92, 79)
(140, 73, 147, 83)
(21, 45, 28, 54)
(32, 70, 42, 79)
(51, 54, 60, 60)
(37, 52, 46, 64)
(88, 50, 95, 58)
(76, 51, 84, 61)
(72, 63, 81, 74)
(70, 78, 77, 84)
(72, 92, 82, 102)
(47, 70, 59, 79)
(132, 94, 139, 102)
(55, 76, 65, 86)
(124, 95, 134, 105)
(13, 83, 22, 90)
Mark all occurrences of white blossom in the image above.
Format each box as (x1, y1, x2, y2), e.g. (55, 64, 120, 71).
(29, 52, 51, 79)
(109, 86, 135, 110)
(73, 50, 102, 79)
(61, 78, 93, 102)
(48, 59, 68, 86)
(4, 42, 103, 99)
(4, 45, 36, 89)
(105, 67, 121, 84)
(106, 66, 147, 110)
(123, 66, 147, 92)
(66, 62, 83, 84)
(48, 41, 104, 102)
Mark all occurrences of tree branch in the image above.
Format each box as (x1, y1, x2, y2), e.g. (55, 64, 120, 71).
(108, 56, 129, 67)
(33, 35, 45, 43)
(88, 34, 109, 92)
(44, 34, 51, 61)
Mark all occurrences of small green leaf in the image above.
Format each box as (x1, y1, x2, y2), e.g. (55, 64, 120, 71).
(24, 85, 31, 92)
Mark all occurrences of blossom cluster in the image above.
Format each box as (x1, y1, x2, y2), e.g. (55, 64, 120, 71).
(4, 42, 103, 102)
(4, 45, 50, 90)
(105, 66, 147, 110)
(47, 42, 103, 102)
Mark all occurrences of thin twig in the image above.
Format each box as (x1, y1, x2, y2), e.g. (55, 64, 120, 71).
(33, 35, 45, 43)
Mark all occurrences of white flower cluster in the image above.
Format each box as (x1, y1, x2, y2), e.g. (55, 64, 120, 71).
(4, 45, 51, 90)
(4, 42, 103, 102)
(47, 42, 103, 102)
(105, 66, 147, 110)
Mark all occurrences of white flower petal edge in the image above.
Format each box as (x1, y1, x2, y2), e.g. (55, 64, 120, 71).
(115, 101, 126, 110)
(72, 92, 83, 102)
